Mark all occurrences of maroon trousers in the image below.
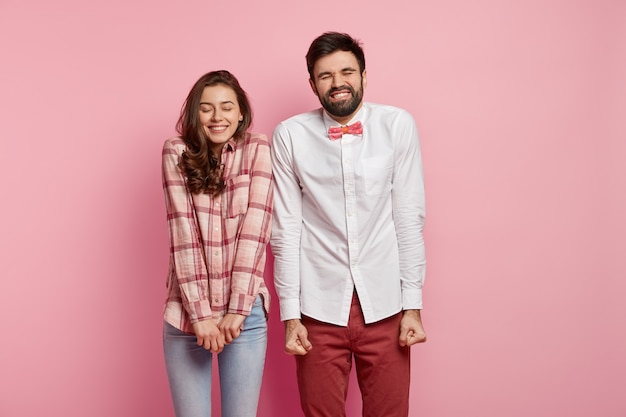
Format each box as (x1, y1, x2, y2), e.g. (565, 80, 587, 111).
(296, 293, 411, 417)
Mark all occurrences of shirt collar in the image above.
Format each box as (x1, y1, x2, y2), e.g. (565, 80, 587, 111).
(223, 137, 239, 152)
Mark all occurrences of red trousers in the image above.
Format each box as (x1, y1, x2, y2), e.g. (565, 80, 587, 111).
(296, 293, 411, 417)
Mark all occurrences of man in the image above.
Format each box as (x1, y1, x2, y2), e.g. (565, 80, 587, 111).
(270, 31, 427, 417)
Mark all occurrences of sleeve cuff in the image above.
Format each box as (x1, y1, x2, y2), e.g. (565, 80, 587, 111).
(402, 288, 423, 310)
(185, 300, 213, 323)
(279, 298, 302, 321)
(228, 293, 257, 316)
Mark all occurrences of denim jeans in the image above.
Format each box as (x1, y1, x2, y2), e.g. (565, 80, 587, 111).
(163, 296, 267, 417)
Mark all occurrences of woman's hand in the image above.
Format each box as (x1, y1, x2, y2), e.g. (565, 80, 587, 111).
(192, 319, 225, 353)
(218, 313, 246, 344)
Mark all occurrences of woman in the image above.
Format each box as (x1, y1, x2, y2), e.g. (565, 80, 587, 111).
(161, 70, 272, 417)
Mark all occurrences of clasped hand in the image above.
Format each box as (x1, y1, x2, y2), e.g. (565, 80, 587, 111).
(192, 313, 246, 353)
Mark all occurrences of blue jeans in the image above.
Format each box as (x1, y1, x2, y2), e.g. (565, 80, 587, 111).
(163, 297, 267, 417)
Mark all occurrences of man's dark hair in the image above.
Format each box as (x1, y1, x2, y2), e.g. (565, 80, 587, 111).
(306, 32, 365, 80)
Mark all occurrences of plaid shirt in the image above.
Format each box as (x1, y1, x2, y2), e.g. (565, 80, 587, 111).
(162, 132, 272, 333)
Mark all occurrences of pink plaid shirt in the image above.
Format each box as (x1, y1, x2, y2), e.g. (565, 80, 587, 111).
(162, 132, 272, 333)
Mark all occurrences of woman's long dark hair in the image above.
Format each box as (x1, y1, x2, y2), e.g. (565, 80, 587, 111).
(176, 70, 252, 195)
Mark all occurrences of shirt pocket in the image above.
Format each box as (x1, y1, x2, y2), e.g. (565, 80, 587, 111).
(362, 156, 392, 196)
(221, 174, 250, 218)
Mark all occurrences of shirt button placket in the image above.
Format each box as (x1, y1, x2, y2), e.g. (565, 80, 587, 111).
(342, 143, 359, 275)
(210, 198, 224, 310)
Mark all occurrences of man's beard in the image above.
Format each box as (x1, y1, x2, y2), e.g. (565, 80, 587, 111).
(319, 83, 364, 119)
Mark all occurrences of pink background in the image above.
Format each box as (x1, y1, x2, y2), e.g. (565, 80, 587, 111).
(1, 0, 625, 416)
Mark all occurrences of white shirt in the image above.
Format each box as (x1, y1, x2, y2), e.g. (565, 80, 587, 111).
(271, 102, 426, 326)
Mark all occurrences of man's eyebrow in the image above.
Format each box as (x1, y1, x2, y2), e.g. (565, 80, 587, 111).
(317, 67, 358, 78)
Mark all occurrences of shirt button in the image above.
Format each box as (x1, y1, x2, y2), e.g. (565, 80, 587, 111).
(214, 251, 219, 256)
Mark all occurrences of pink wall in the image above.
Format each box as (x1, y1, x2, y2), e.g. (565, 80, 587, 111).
(1, 0, 624, 416)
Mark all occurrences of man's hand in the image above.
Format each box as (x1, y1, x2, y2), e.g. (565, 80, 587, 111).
(399, 309, 427, 347)
(192, 319, 226, 353)
(284, 319, 313, 355)
(218, 313, 246, 344)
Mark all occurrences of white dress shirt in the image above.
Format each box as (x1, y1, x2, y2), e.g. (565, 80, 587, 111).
(271, 102, 426, 326)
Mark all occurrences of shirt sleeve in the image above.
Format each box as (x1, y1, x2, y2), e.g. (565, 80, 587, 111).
(162, 138, 213, 323)
(270, 123, 304, 321)
(228, 135, 274, 315)
(391, 111, 426, 310)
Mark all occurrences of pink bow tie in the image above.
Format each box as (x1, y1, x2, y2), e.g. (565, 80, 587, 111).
(328, 121, 363, 140)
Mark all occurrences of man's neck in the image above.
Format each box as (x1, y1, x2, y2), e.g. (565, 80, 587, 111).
(326, 103, 364, 125)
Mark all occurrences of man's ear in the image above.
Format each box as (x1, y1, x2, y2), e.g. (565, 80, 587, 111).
(309, 78, 319, 97)
(362, 70, 367, 89)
